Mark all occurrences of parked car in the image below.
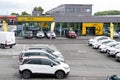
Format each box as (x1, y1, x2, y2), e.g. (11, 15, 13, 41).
(99, 42, 120, 53)
(19, 56, 70, 79)
(115, 52, 120, 61)
(23, 31, 33, 39)
(46, 31, 56, 39)
(92, 39, 114, 49)
(107, 44, 120, 57)
(104, 30, 119, 38)
(36, 31, 45, 38)
(88, 36, 110, 46)
(66, 31, 77, 38)
(0, 31, 16, 49)
(106, 75, 120, 80)
(28, 46, 63, 58)
(18, 50, 64, 64)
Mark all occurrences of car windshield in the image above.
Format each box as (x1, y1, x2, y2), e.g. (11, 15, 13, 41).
(52, 59, 60, 64)
(107, 43, 117, 46)
(69, 31, 75, 33)
(47, 54, 56, 60)
(115, 45, 120, 49)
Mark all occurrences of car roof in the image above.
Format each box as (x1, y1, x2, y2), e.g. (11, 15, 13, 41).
(100, 39, 113, 42)
(24, 56, 49, 59)
(22, 50, 47, 53)
(95, 36, 109, 39)
(28, 46, 49, 49)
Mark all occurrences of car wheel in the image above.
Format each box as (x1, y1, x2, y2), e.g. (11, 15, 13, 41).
(22, 70, 32, 79)
(55, 70, 65, 79)
(10, 45, 13, 48)
(107, 53, 110, 57)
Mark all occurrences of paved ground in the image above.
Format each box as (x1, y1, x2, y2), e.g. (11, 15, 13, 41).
(0, 36, 120, 80)
(0, 41, 120, 80)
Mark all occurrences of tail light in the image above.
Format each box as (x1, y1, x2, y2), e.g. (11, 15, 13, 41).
(19, 55, 23, 62)
(5, 40, 7, 45)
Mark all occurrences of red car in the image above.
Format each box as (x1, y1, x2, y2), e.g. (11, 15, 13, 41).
(66, 31, 77, 38)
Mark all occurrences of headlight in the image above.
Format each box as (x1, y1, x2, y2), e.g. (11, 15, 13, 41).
(64, 67, 69, 70)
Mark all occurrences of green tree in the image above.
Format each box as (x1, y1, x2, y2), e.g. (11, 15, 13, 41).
(21, 11, 30, 16)
(94, 10, 120, 16)
(33, 6, 44, 14)
(11, 13, 19, 15)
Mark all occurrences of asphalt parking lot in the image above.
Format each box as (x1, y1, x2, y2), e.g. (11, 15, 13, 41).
(0, 39, 120, 80)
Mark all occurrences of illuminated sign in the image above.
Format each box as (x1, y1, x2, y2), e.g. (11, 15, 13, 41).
(17, 16, 54, 22)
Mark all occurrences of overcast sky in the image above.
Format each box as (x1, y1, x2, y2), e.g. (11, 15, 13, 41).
(0, 0, 120, 15)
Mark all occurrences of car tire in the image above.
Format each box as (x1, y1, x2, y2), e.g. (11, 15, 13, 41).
(107, 53, 110, 57)
(22, 70, 32, 79)
(55, 70, 65, 79)
(10, 45, 13, 48)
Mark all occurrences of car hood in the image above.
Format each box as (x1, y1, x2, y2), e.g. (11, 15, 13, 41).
(60, 62, 69, 68)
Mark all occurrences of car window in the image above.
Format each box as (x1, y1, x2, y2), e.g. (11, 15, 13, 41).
(41, 59, 51, 65)
(47, 48, 55, 52)
(29, 48, 42, 50)
(40, 52, 55, 59)
(40, 52, 47, 56)
(24, 52, 40, 57)
(69, 31, 75, 33)
(46, 54, 56, 60)
(27, 59, 41, 64)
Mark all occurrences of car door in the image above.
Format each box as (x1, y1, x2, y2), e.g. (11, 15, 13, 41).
(26, 59, 43, 73)
(40, 58, 57, 74)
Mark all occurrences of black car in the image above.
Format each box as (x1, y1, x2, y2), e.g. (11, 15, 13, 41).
(23, 31, 33, 39)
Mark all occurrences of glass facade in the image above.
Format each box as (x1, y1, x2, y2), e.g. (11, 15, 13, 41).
(17, 22, 51, 36)
(55, 22, 82, 36)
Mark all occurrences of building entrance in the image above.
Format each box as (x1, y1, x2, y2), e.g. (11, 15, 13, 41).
(86, 27, 95, 35)
(82, 23, 103, 35)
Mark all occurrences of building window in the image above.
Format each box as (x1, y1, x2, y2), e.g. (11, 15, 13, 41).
(76, 8, 80, 12)
(86, 8, 91, 12)
(83, 8, 91, 13)
(65, 8, 75, 12)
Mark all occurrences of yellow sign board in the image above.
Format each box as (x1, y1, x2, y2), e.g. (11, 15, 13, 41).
(17, 16, 54, 22)
(110, 23, 114, 39)
(82, 23, 103, 35)
(3, 20, 8, 32)
(50, 22, 55, 32)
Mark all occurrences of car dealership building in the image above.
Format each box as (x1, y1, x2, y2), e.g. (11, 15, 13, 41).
(1, 4, 120, 37)
(45, 4, 120, 36)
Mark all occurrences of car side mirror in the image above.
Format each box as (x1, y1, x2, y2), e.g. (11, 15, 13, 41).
(50, 63, 54, 67)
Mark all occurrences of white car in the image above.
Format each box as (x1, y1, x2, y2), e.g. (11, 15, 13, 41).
(36, 31, 45, 38)
(46, 31, 56, 39)
(99, 42, 120, 53)
(18, 50, 64, 64)
(115, 52, 120, 61)
(88, 36, 110, 46)
(107, 44, 120, 56)
(93, 39, 114, 49)
(19, 56, 70, 79)
(28, 46, 63, 58)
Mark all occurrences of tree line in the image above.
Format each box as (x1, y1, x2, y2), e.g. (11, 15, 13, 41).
(94, 10, 120, 16)
(11, 6, 44, 16)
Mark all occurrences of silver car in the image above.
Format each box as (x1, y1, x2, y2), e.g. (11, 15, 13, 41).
(36, 31, 45, 38)
(46, 31, 56, 39)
